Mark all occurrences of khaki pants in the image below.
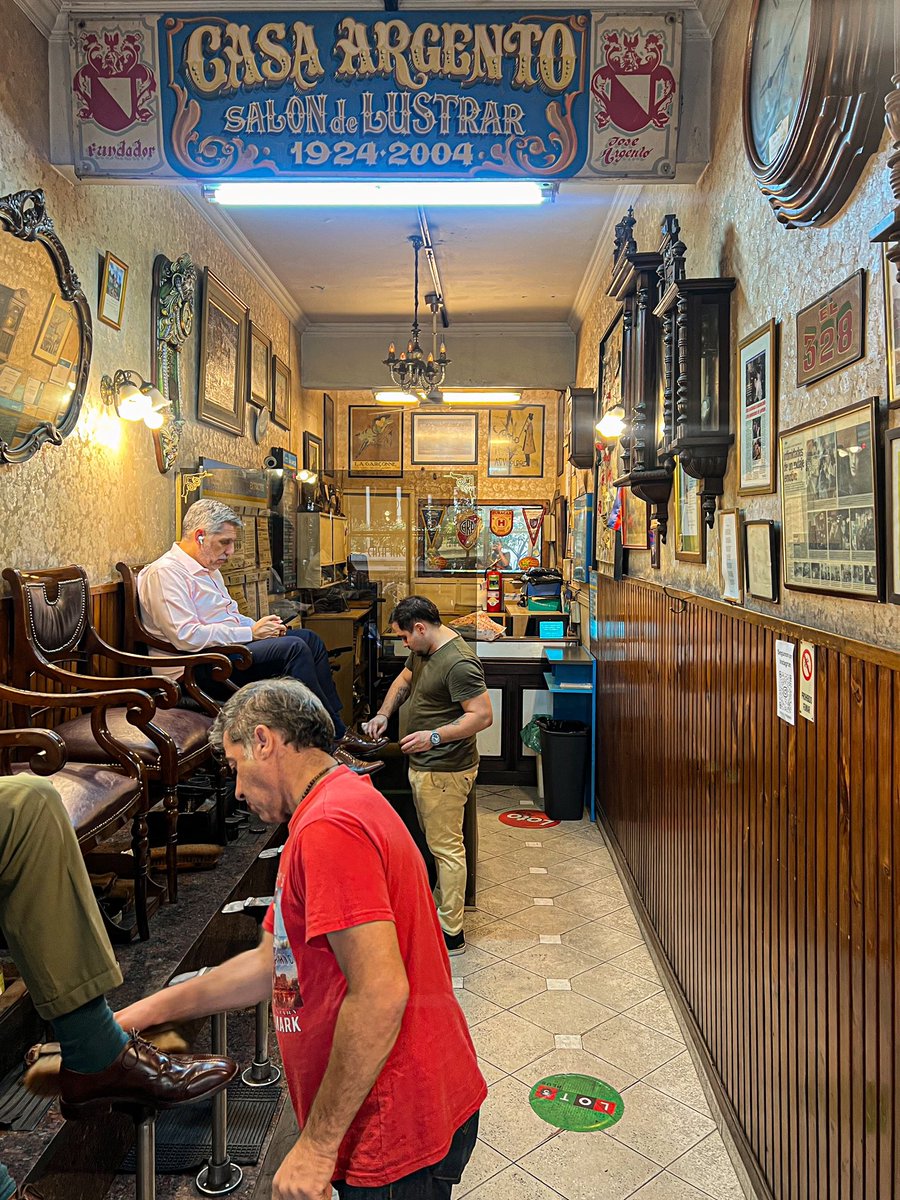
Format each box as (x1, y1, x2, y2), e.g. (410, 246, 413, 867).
(0, 776, 122, 1019)
(408, 767, 476, 937)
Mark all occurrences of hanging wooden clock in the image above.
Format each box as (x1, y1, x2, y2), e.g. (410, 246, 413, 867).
(742, 0, 891, 228)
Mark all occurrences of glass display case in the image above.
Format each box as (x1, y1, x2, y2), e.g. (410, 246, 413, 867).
(416, 501, 545, 577)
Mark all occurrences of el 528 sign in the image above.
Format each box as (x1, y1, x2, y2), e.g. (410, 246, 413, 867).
(66, 10, 684, 182)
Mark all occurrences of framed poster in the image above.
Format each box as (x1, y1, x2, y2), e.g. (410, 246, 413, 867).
(411, 411, 478, 465)
(779, 398, 880, 600)
(744, 519, 779, 602)
(272, 356, 291, 431)
(795, 269, 865, 387)
(303, 431, 322, 476)
(348, 406, 403, 477)
(718, 509, 743, 603)
(673, 461, 706, 563)
(249, 324, 272, 408)
(98, 251, 128, 331)
(882, 246, 900, 408)
(738, 319, 777, 493)
(556, 391, 566, 476)
(487, 405, 544, 477)
(886, 428, 900, 604)
(621, 488, 649, 550)
(198, 270, 248, 436)
(323, 392, 335, 475)
(32, 295, 73, 365)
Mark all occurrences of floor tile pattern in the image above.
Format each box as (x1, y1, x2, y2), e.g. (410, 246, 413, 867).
(455, 786, 748, 1200)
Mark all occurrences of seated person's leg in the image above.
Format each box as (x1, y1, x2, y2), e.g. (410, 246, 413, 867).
(0, 778, 235, 1135)
(236, 635, 347, 738)
(286, 629, 347, 735)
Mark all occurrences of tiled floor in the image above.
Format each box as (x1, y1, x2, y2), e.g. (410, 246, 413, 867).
(453, 786, 748, 1200)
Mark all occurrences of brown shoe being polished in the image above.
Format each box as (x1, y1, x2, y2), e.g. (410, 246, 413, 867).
(57, 1032, 236, 1119)
(335, 730, 389, 758)
(333, 745, 385, 776)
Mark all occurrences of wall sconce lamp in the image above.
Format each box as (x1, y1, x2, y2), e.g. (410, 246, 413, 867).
(100, 370, 168, 429)
(596, 405, 626, 441)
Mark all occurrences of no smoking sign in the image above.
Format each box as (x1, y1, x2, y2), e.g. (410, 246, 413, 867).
(799, 640, 816, 723)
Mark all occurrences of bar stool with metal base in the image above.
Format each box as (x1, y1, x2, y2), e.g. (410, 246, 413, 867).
(166, 967, 243, 1197)
(221, 895, 281, 1088)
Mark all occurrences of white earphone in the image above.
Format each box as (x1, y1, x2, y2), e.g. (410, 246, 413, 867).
(198, 534, 205, 544)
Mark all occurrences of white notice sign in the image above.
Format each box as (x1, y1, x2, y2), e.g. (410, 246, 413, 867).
(775, 640, 795, 726)
(799, 641, 816, 723)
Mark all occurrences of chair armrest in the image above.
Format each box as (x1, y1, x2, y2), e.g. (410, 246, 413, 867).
(86, 633, 235, 716)
(0, 681, 157, 780)
(26, 660, 179, 708)
(0, 728, 67, 776)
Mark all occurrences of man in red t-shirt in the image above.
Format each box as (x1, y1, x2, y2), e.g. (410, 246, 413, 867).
(117, 678, 485, 1200)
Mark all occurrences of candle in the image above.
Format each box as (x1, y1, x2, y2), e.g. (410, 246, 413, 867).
(365, 486, 371, 527)
(396, 485, 402, 524)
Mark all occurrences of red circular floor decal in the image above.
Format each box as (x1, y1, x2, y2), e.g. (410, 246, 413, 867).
(499, 809, 560, 828)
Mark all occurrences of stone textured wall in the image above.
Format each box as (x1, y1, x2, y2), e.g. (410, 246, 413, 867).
(576, 0, 900, 650)
(0, 4, 308, 585)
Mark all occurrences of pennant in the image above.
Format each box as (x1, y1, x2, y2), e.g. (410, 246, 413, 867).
(608, 488, 623, 530)
(421, 504, 445, 550)
(456, 511, 482, 550)
(490, 508, 514, 538)
(522, 506, 545, 547)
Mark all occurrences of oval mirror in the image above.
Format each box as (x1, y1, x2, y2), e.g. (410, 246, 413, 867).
(0, 189, 92, 465)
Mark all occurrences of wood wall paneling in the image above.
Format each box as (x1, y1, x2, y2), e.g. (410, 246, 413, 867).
(597, 578, 898, 1200)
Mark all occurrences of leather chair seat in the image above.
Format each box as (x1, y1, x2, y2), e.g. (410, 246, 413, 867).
(12, 763, 139, 843)
(56, 708, 213, 766)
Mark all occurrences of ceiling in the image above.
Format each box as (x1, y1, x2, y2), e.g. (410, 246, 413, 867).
(24, 0, 734, 334)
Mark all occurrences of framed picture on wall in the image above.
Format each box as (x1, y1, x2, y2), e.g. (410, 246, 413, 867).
(197, 269, 248, 436)
(487, 405, 544, 477)
(323, 392, 335, 475)
(303, 431, 322, 476)
(718, 509, 743, 603)
(621, 488, 649, 549)
(737, 319, 777, 493)
(411, 411, 478, 465)
(272, 356, 291, 431)
(98, 251, 128, 331)
(778, 397, 880, 600)
(673, 461, 706, 563)
(882, 245, 900, 408)
(249, 324, 272, 408)
(32, 295, 73, 365)
(795, 270, 865, 388)
(348, 406, 404, 477)
(743, 519, 779, 602)
(886, 428, 900, 604)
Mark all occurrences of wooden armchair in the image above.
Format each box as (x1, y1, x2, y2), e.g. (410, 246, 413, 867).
(0, 682, 157, 941)
(2, 565, 234, 905)
(117, 561, 252, 699)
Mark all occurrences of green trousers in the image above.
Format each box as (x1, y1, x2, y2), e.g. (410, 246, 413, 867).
(0, 776, 122, 1019)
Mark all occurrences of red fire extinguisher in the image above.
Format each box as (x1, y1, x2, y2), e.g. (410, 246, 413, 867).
(485, 567, 502, 613)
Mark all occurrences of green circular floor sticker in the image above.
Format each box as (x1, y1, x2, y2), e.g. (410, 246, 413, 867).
(529, 1073, 624, 1132)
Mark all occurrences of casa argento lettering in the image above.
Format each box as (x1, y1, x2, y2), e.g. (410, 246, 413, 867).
(183, 17, 578, 97)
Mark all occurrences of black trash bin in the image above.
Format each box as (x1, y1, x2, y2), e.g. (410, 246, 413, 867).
(536, 717, 589, 820)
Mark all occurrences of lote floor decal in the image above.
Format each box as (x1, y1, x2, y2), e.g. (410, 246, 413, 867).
(528, 1073, 625, 1132)
(499, 809, 560, 829)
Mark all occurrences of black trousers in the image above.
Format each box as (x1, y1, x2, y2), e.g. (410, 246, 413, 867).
(334, 1110, 479, 1200)
(203, 629, 346, 737)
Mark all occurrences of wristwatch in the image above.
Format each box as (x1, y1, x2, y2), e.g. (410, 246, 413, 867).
(430, 730, 442, 747)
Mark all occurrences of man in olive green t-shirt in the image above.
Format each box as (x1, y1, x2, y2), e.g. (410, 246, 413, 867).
(364, 597, 492, 955)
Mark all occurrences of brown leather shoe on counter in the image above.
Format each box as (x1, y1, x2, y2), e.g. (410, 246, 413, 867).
(57, 1032, 237, 1119)
(333, 746, 385, 776)
(336, 730, 389, 758)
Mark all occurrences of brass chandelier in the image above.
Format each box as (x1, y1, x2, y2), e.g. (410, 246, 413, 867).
(384, 234, 449, 398)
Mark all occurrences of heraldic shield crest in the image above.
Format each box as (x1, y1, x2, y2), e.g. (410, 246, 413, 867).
(73, 30, 157, 133)
(591, 30, 676, 133)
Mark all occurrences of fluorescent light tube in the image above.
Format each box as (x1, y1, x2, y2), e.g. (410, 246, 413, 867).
(373, 391, 420, 403)
(442, 391, 521, 404)
(206, 181, 549, 207)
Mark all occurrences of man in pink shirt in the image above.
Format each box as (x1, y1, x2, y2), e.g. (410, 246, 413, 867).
(117, 678, 485, 1200)
(138, 500, 384, 773)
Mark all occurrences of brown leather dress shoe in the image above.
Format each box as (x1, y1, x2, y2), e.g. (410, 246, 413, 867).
(57, 1032, 237, 1119)
(336, 730, 389, 758)
(333, 746, 385, 776)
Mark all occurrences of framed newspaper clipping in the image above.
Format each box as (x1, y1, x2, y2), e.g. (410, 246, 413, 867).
(778, 398, 880, 600)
